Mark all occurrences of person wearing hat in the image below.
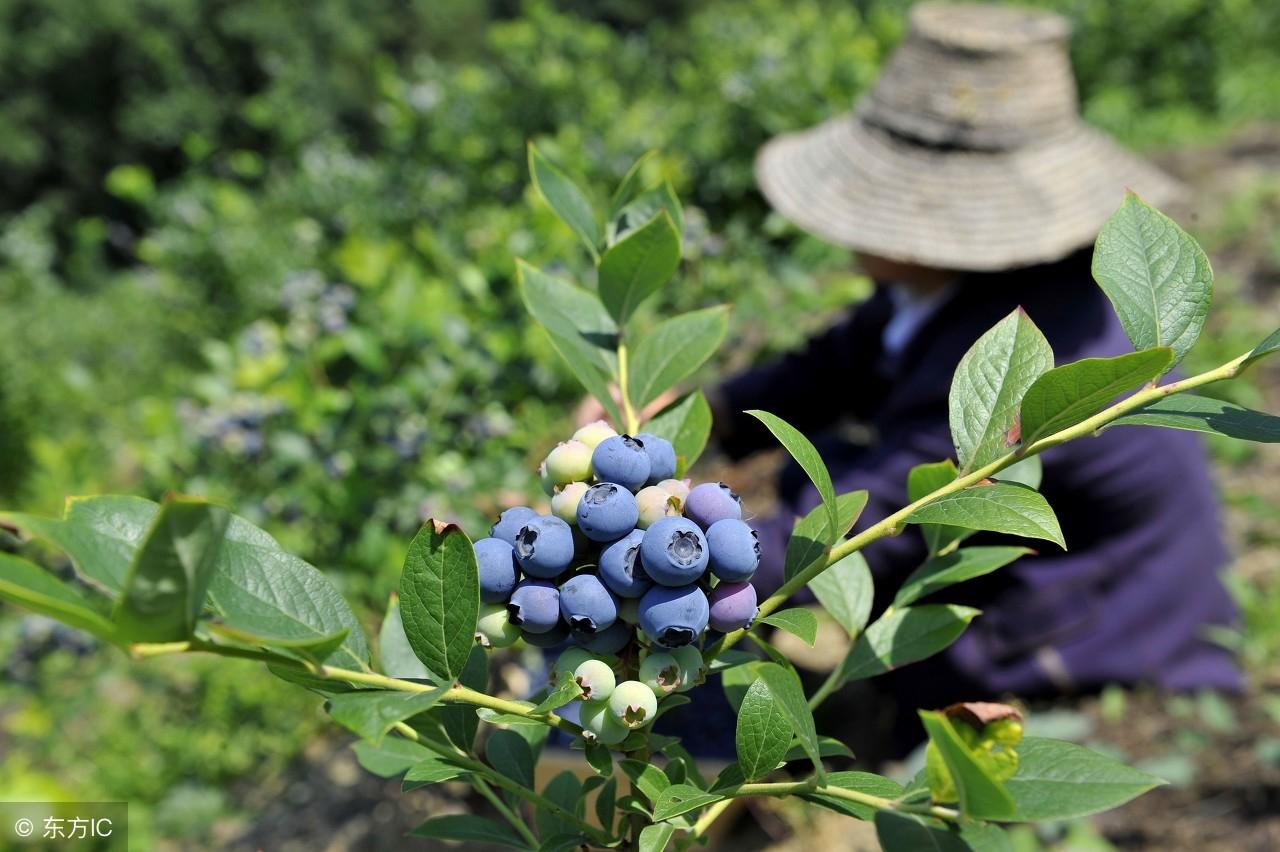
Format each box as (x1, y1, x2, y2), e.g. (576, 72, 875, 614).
(713, 3, 1242, 729)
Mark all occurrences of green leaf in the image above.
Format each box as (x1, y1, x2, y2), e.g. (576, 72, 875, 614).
(402, 756, 471, 790)
(628, 306, 729, 408)
(620, 759, 671, 801)
(441, 644, 488, 751)
(736, 678, 793, 780)
(949, 308, 1055, 471)
(807, 551, 873, 637)
(598, 210, 681, 325)
(352, 737, 435, 778)
(113, 498, 230, 643)
(1108, 394, 1280, 442)
(1242, 327, 1280, 371)
(486, 728, 536, 791)
(379, 594, 432, 680)
(1092, 192, 1213, 368)
(908, 483, 1065, 548)
(651, 784, 723, 821)
(528, 142, 601, 259)
(919, 710, 1017, 819)
(518, 260, 622, 425)
(784, 490, 868, 581)
(0, 553, 116, 640)
(720, 658, 767, 712)
(838, 605, 980, 683)
(206, 622, 349, 666)
(326, 688, 447, 743)
(613, 182, 684, 244)
(801, 771, 902, 820)
(894, 547, 1032, 608)
(532, 671, 584, 714)
(959, 822, 1012, 852)
(411, 813, 526, 849)
(0, 495, 159, 595)
(585, 741, 612, 777)
(595, 777, 617, 834)
(638, 823, 675, 852)
(642, 389, 712, 474)
(758, 608, 818, 647)
(536, 771, 583, 841)
(753, 662, 824, 782)
(874, 811, 971, 852)
(1020, 348, 1175, 446)
(747, 410, 839, 547)
(907, 460, 964, 555)
(1005, 737, 1165, 821)
(992, 455, 1042, 490)
(609, 150, 657, 220)
(783, 737, 856, 764)
(399, 520, 479, 682)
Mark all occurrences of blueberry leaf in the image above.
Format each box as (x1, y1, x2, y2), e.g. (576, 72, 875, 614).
(907, 460, 964, 555)
(758, 607, 819, 647)
(598, 210, 681, 325)
(352, 737, 435, 778)
(919, 710, 1017, 819)
(874, 811, 971, 852)
(486, 729, 536, 791)
(402, 756, 471, 790)
(612, 181, 684, 244)
(638, 823, 676, 852)
(629, 306, 729, 408)
(783, 490, 868, 581)
(528, 142, 601, 260)
(907, 482, 1065, 548)
(379, 594, 432, 680)
(894, 546, 1033, 608)
(0, 553, 116, 641)
(594, 777, 617, 834)
(398, 520, 479, 682)
(609, 150, 657, 220)
(838, 605, 980, 683)
(327, 687, 448, 744)
(746, 410, 839, 549)
(1242, 327, 1280, 371)
(1107, 394, 1280, 442)
(643, 389, 712, 474)
(536, 770, 583, 841)
(736, 678, 793, 780)
(753, 662, 825, 783)
(807, 551, 873, 637)
(1092, 191, 1213, 368)
(801, 771, 902, 820)
(1005, 737, 1166, 821)
(651, 784, 723, 821)
(411, 814, 527, 849)
(1020, 348, 1174, 446)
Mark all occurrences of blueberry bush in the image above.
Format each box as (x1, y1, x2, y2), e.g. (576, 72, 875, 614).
(2, 148, 1278, 850)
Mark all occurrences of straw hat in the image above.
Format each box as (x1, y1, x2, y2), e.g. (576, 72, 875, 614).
(755, 2, 1185, 271)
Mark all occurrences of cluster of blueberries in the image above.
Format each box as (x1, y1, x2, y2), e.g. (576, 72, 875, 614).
(470, 421, 762, 659)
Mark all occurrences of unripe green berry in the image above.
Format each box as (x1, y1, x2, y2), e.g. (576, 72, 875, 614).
(572, 420, 618, 451)
(573, 658, 616, 701)
(658, 478, 691, 504)
(551, 481, 589, 525)
(545, 440, 593, 485)
(617, 596, 640, 625)
(552, 647, 594, 682)
(635, 485, 679, 529)
(608, 680, 658, 728)
(639, 651, 681, 695)
(580, 699, 629, 745)
(671, 645, 705, 692)
(475, 603, 520, 648)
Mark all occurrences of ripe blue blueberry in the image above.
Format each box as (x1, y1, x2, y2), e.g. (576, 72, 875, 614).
(521, 620, 570, 649)
(707, 581, 758, 632)
(591, 435, 650, 491)
(490, 506, 537, 546)
(597, 529, 652, 599)
(640, 516, 709, 587)
(559, 574, 619, 634)
(684, 482, 742, 530)
(507, 579, 561, 634)
(473, 537, 518, 603)
(635, 432, 677, 484)
(638, 583, 709, 648)
(576, 483, 639, 542)
(705, 518, 761, 582)
(571, 620, 633, 655)
(513, 515, 575, 578)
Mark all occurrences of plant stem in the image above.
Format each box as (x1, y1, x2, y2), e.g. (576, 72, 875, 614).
(706, 351, 1248, 662)
(131, 639, 583, 735)
(616, 341, 641, 434)
(806, 663, 846, 711)
(728, 779, 959, 822)
(473, 777, 540, 849)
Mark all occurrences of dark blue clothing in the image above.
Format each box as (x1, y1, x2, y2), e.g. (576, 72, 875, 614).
(720, 251, 1242, 702)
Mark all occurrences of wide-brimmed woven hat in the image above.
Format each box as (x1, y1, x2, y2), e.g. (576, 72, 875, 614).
(755, 2, 1186, 271)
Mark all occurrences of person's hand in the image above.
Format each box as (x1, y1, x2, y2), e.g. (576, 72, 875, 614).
(573, 387, 681, 429)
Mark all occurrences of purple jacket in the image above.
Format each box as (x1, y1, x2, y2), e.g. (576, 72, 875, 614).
(719, 250, 1242, 704)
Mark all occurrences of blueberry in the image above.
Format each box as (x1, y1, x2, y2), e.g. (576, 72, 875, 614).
(638, 584, 709, 648)
(474, 537, 519, 603)
(571, 620, 633, 655)
(580, 699, 630, 745)
(573, 658, 616, 701)
(597, 529, 652, 599)
(707, 581, 758, 632)
(507, 579, 561, 633)
(705, 518, 761, 582)
(559, 574, 619, 634)
(475, 603, 520, 648)
(640, 517, 709, 587)
(591, 435, 650, 492)
(635, 485, 679, 529)
(639, 651, 681, 695)
(617, 596, 640, 625)
(576, 483, 639, 542)
(684, 482, 742, 531)
(551, 481, 589, 525)
(513, 515, 575, 578)
(635, 432, 677, 484)
(490, 506, 537, 546)
(521, 620, 570, 649)
(572, 420, 618, 451)
(671, 645, 707, 692)
(544, 440, 594, 486)
(609, 680, 658, 728)
(657, 478, 690, 505)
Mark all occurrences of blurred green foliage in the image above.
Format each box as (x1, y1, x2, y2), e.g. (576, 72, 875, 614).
(1, 0, 1277, 846)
